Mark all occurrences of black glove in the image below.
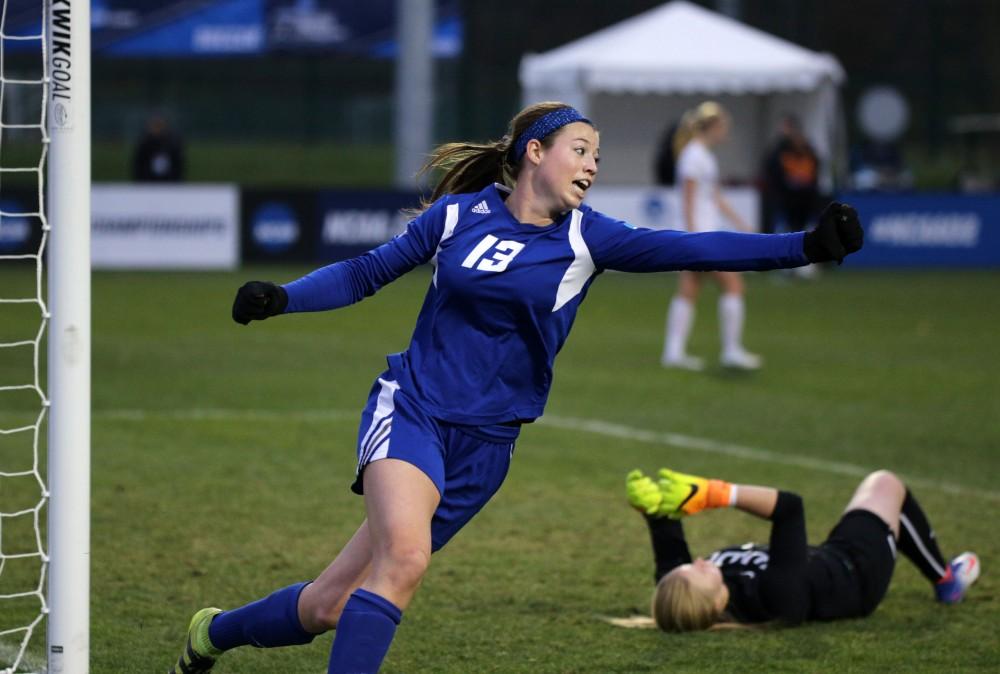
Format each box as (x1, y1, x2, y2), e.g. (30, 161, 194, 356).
(803, 202, 864, 264)
(232, 281, 288, 325)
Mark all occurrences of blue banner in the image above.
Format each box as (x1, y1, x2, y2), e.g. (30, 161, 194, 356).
(2, 0, 461, 56)
(241, 187, 421, 264)
(842, 193, 1000, 268)
(81, 0, 461, 57)
(96, 0, 266, 56)
(242, 190, 319, 263)
(316, 189, 421, 263)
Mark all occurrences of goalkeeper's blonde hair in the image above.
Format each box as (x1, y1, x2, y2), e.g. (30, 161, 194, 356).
(652, 570, 722, 632)
(652, 569, 761, 632)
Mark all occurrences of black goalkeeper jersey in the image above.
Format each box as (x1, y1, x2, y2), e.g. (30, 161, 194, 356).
(708, 542, 860, 623)
(647, 491, 864, 625)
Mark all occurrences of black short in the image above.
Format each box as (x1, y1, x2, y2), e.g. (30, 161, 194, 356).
(815, 509, 898, 619)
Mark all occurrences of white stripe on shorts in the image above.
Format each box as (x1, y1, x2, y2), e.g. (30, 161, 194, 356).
(367, 427, 393, 464)
(361, 416, 393, 466)
(357, 378, 400, 474)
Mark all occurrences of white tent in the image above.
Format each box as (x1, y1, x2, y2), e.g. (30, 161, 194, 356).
(519, 1, 846, 187)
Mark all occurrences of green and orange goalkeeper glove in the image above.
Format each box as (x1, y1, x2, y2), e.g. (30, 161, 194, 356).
(656, 468, 735, 519)
(626, 469, 664, 516)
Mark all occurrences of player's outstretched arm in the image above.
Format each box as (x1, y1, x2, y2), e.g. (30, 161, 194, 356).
(232, 281, 288, 325)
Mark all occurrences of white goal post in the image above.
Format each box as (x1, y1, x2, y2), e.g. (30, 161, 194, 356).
(0, 0, 88, 671)
(45, 0, 90, 672)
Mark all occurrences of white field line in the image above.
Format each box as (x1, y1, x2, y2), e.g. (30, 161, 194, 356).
(0, 641, 43, 674)
(538, 415, 1000, 503)
(93, 408, 359, 423)
(11, 407, 996, 503)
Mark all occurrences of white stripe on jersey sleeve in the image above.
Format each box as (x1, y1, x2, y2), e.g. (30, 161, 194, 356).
(552, 209, 596, 312)
(432, 203, 461, 287)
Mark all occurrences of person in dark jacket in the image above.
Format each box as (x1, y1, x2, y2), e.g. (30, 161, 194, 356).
(762, 114, 820, 235)
(132, 114, 185, 182)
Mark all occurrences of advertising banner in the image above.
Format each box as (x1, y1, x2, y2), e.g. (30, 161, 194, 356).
(317, 189, 421, 263)
(92, 0, 265, 57)
(841, 193, 1000, 268)
(69, 0, 461, 58)
(92, 184, 239, 269)
(242, 190, 319, 263)
(584, 186, 761, 232)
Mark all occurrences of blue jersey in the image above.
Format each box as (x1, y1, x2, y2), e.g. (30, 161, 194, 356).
(283, 183, 807, 425)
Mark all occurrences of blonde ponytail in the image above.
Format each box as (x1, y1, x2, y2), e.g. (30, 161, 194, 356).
(673, 101, 728, 157)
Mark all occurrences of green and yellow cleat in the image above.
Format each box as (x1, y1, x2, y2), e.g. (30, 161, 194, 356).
(168, 607, 224, 674)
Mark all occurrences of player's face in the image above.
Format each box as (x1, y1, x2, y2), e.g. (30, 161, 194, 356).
(707, 116, 730, 145)
(691, 557, 723, 584)
(681, 558, 726, 608)
(534, 122, 600, 212)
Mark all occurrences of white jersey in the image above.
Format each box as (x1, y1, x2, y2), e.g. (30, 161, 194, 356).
(675, 139, 725, 232)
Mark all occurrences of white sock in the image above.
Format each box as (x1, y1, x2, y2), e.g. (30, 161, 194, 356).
(719, 293, 745, 356)
(664, 296, 695, 361)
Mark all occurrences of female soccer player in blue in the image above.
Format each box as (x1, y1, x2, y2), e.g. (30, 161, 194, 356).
(169, 102, 863, 673)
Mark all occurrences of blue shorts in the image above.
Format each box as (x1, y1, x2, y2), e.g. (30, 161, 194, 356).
(352, 374, 520, 551)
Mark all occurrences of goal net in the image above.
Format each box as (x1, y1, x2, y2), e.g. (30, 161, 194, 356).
(2, 0, 89, 671)
(1, 0, 50, 669)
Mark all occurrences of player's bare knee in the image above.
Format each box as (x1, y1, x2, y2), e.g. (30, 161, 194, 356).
(867, 469, 904, 495)
(720, 273, 743, 294)
(374, 545, 431, 591)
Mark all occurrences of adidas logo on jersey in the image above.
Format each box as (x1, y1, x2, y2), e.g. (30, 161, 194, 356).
(471, 200, 491, 215)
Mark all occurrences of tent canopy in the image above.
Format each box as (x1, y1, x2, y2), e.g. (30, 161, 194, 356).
(520, 1, 846, 186)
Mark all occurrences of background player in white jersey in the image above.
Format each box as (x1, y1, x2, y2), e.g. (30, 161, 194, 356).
(626, 467, 980, 631)
(169, 102, 862, 674)
(662, 102, 762, 371)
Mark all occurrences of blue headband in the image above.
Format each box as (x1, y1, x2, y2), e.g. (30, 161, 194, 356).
(510, 107, 592, 163)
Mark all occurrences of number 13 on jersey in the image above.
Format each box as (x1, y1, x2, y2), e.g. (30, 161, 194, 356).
(461, 235, 525, 273)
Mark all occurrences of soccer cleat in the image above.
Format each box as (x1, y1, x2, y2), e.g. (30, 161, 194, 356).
(626, 469, 663, 516)
(169, 607, 224, 674)
(935, 552, 980, 604)
(720, 349, 763, 370)
(661, 354, 705, 371)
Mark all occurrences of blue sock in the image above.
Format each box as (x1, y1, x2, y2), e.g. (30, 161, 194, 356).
(208, 582, 316, 650)
(327, 589, 402, 674)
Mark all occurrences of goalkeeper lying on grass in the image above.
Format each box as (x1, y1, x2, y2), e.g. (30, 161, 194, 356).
(625, 467, 980, 631)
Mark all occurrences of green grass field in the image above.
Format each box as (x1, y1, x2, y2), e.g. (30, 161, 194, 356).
(0, 139, 970, 191)
(3, 141, 395, 188)
(1, 266, 998, 672)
